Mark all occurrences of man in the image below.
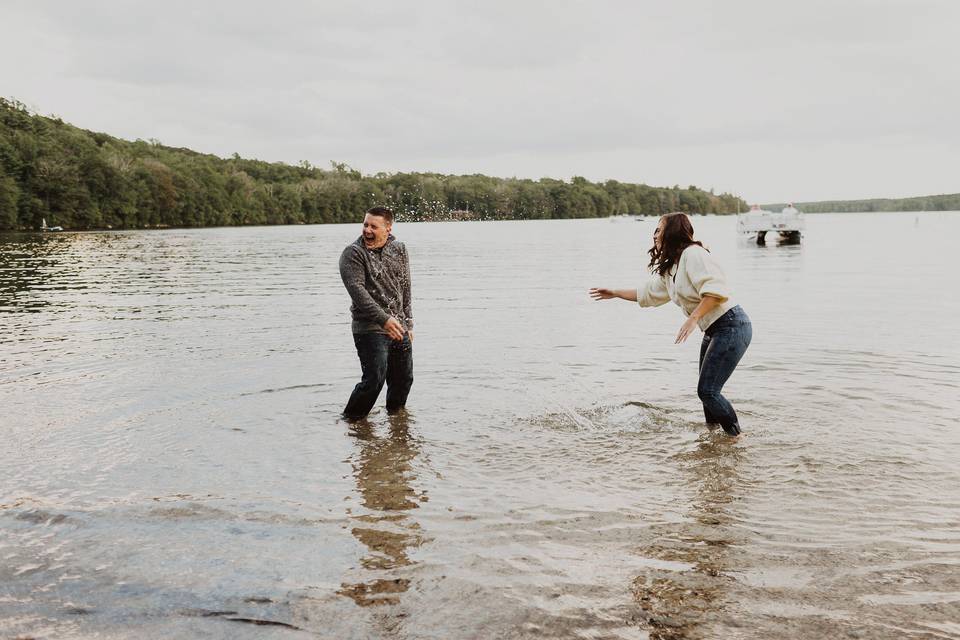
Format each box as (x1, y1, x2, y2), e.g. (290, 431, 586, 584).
(339, 206, 414, 420)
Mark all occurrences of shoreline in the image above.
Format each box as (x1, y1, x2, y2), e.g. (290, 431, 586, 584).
(3, 209, 957, 235)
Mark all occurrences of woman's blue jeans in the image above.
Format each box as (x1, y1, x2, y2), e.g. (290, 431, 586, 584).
(698, 306, 752, 436)
(343, 332, 414, 420)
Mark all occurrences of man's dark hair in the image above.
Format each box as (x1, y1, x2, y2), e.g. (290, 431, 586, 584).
(366, 206, 394, 224)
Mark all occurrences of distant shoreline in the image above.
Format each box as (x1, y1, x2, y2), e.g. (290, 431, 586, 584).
(3, 210, 958, 236)
(760, 194, 960, 213)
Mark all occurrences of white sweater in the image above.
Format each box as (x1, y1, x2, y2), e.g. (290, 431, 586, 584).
(637, 244, 735, 331)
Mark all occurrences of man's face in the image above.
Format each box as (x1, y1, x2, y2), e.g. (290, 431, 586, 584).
(362, 213, 392, 249)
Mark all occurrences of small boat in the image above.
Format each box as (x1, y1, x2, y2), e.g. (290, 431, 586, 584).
(736, 204, 803, 244)
(41, 218, 64, 232)
(608, 214, 638, 223)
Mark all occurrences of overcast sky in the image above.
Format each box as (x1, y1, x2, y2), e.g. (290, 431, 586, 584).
(2, 0, 957, 203)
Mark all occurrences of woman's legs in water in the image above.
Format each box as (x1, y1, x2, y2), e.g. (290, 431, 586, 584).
(698, 336, 722, 426)
(697, 307, 752, 435)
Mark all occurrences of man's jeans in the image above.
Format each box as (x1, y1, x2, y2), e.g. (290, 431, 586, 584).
(343, 332, 413, 419)
(698, 305, 752, 436)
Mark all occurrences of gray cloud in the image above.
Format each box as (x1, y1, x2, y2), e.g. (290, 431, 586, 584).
(2, 0, 958, 202)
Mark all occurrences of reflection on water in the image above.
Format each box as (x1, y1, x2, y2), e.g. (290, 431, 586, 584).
(633, 434, 744, 639)
(0, 233, 76, 313)
(339, 412, 426, 607)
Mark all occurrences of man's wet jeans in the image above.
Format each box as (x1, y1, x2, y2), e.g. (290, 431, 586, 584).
(698, 306, 752, 436)
(343, 332, 413, 420)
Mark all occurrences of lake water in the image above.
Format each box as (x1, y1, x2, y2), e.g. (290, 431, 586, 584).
(2, 213, 959, 639)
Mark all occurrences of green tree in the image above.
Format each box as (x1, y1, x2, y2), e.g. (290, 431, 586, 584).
(0, 95, 756, 230)
(0, 170, 20, 229)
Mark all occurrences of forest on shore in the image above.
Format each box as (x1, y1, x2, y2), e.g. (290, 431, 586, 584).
(762, 193, 960, 213)
(0, 97, 747, 231)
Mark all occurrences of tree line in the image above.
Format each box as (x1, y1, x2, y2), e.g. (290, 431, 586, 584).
(762, 194, 960, 213)
(1, 97, 747, 231)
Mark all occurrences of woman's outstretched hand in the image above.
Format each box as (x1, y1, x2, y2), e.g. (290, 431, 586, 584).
(590, 288, 639, 302)
(589, 287, 616, 301)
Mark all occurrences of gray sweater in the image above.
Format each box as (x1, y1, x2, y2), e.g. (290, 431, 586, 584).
(339, 235, 413, 334)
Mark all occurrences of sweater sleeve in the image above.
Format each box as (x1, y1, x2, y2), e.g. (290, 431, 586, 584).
(402, 243, 413, 329)
(684, 246, 730, 301)
(637, 274, 671, 308)
(339, 246, 390, 326)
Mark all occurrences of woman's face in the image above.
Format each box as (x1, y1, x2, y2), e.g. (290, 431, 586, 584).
(653, 218, 666, 250)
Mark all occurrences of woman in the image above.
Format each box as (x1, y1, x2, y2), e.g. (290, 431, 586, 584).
(590, 212, 752, 437)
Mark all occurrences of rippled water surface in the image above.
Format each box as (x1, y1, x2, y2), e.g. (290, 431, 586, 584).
(2, 213, 959, 639)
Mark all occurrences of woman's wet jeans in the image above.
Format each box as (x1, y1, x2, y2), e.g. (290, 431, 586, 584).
(698, 306, 752, 436)
(343, 332, 413, 420)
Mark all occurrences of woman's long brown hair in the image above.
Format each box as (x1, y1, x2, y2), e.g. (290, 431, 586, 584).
(648, 212, 706, 276)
